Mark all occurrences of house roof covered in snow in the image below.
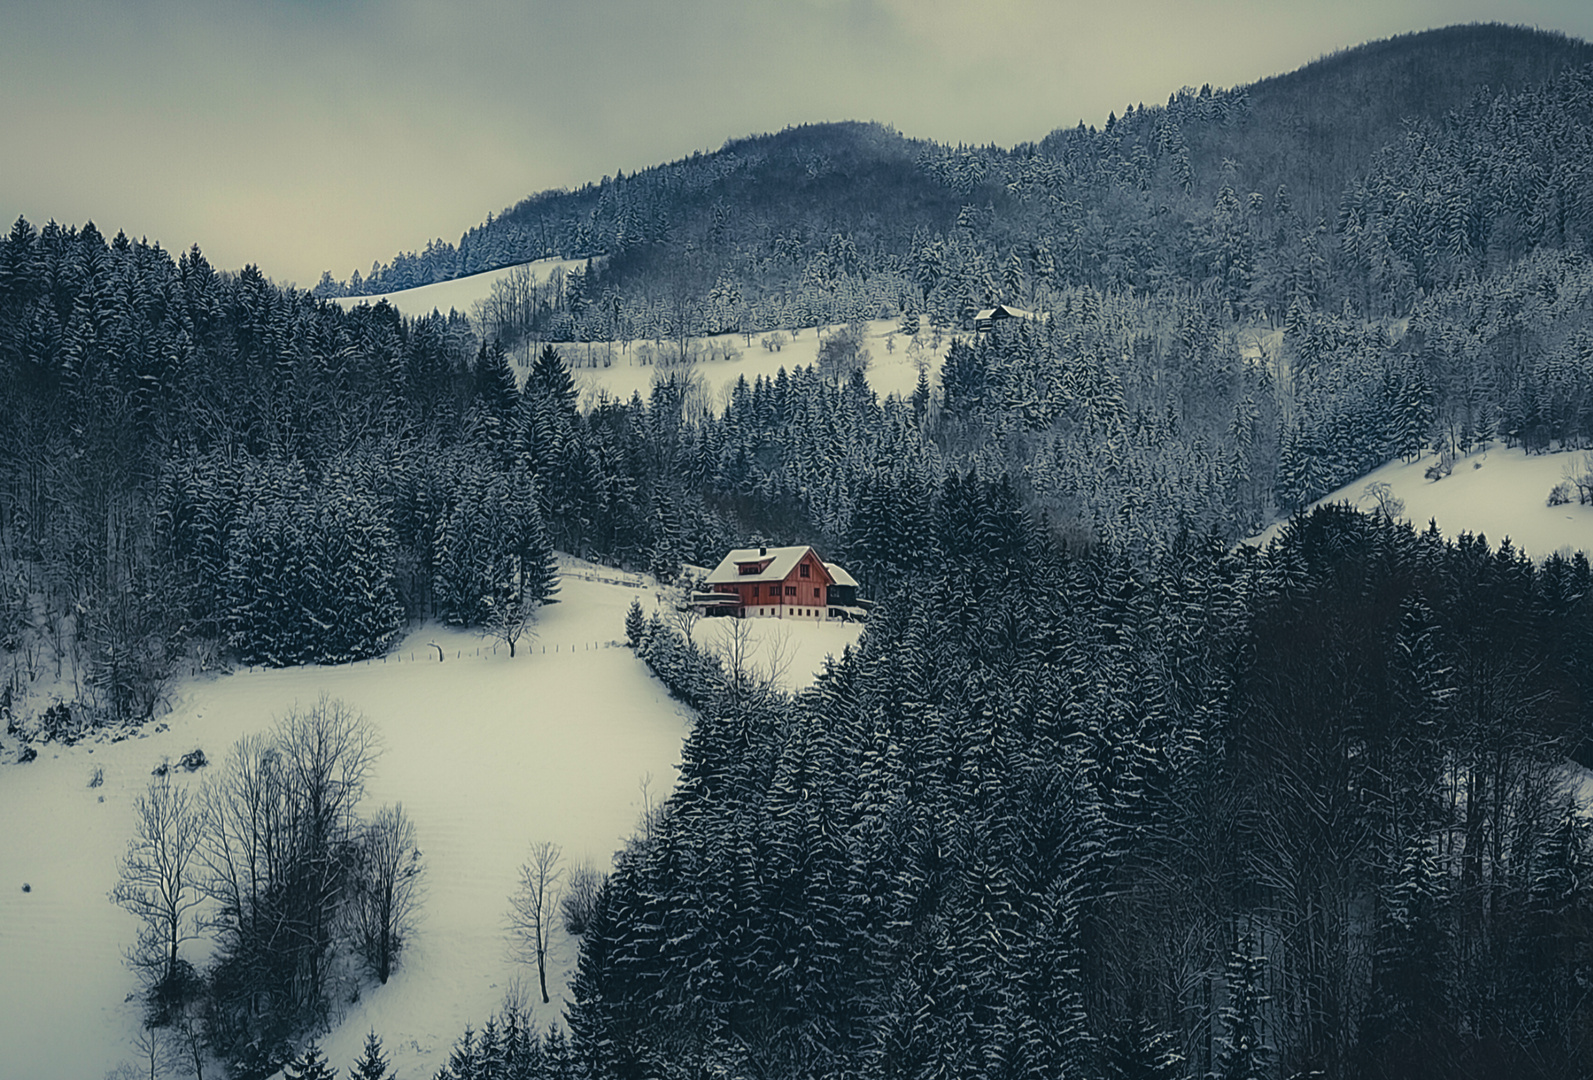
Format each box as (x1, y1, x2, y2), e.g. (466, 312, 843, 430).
(824, 562, 858, 588)
(705, 545, 829, 585)
(974, 304, 1036, 322)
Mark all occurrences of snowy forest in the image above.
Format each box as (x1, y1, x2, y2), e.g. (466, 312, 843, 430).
(2, 20, 1593, 1080)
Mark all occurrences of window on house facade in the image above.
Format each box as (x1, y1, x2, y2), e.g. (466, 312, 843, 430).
(799, 563, 810, 578)
(785, 585, 796, 596)
(813, 587, 821, 598)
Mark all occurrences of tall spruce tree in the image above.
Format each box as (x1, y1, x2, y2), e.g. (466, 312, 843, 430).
(348, 1031, 390, 1080)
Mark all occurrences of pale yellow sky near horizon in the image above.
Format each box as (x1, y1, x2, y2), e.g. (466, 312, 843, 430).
(3, 0, 1589, 287)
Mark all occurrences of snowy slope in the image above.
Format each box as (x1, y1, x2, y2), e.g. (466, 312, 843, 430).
(1251, 445, 1593, 559)
(330, 261, 948, 404)
(0, 559, 858, 1080)
(328, 257, 585, 317)
(565, 320, 944, 406)
(696, 609, 863, 693)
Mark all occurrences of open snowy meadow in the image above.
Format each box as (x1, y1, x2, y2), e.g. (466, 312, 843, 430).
(1251, 444, 1593, 561)
(328, 259, 588, 322)
(332, 258, 949, 405)
(0, 557, 859, 1080)
(558, 319, 943, 405)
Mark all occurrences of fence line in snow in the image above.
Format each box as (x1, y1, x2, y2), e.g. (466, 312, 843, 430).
(228, 640, 627, 675)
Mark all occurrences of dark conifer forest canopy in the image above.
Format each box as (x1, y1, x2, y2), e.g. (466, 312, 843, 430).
(3, 20, 1593, 1080)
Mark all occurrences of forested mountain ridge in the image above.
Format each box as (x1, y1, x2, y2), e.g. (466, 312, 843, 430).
(5, 21, 1593, 1080)
(5, 22, 1593, 735)
(297, 22, 1593, 573)
(321, 23, 1593, 324)
(560, 499, 1593, 1080)
(1174, 22, 1593, 216)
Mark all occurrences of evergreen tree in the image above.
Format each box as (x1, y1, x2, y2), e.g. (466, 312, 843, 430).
(911, 366, 931, 423)
(348, 1031, 390, 1080)
(473, 338, 519, 457)
(226, 498, 312, 666)
(527, 343, 578, 416)
(1216, 936, 1271, 1080)
(624, 599, 647, 649)
(310, 483, 405, 664)
(433, 461, 558, 627)
(1104, 1014, 1184, 1080)
(224, 481, 401, 666)
(1364, 835, 1453, 1079)
(1390, 362, 1434, 461)
(283, 1041, 338, 1080)
(940, 337, 985, 416)
(437, 1026, 481, 1080)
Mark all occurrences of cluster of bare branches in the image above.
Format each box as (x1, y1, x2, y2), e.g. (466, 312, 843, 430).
(111, 697, 424, 1072)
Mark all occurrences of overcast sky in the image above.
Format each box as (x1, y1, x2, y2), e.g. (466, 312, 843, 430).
(5, 0, 1592, 287)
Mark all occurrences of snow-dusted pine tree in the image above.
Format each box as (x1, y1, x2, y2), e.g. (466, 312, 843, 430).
(282, 1041, 337, 1080)
(348, 1031, 389, 1080)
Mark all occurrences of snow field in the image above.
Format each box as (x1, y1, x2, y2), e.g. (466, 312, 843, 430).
(328, 261, 946, 404)
(693, 610, 865, 694)
(0, 556, 864, 1080)
(1251, 445, 1593, 560)
(327, 258, 587, 319)
(562, 320, 945, 406)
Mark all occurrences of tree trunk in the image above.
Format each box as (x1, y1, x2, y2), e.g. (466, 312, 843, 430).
(379, 915, 391, 984)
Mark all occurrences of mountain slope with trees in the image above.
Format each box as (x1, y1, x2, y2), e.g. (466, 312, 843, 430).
(321, 24, 1593, 327)
(4, 21, 1593, 1080)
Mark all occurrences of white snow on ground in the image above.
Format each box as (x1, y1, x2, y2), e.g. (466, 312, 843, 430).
(694, 611, 864, 693)
(328, 262, 948, 404)
(0, 557, 861, 1080)
(328, 257, 586, 317)
(1250, 445, 1593, 560)
(565, 320, 944, 407)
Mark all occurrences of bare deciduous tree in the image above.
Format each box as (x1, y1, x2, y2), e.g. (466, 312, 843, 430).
(509, 840, 563, 1003)
(714, 618, 791, 706)
(484, 589, 539, 659)
(670, 604, 701, 643)
(112, 772, 204, 1012)
(1361, 480, 1405, 520)
(560, 859, 607, 936)
(125, 1021, 180, 1080)
(472, 262, 537, 346)
(351, 802, 424, 984)
(199, 697, 378, 1044)
(637, 772, 661, 844)
(172, 999, 206, 1080)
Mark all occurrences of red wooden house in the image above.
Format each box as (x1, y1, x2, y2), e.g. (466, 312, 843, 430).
(693, 545, 844, 620)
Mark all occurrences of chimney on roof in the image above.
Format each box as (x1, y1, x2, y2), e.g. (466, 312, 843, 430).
(760, 545, 767, 556)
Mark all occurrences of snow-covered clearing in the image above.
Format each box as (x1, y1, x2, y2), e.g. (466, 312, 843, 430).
(563, 320, 942, 405)
(327, 264, 946, 404)
(691, 610, 863, 694)
(1250, 445, 1593, 560)
(0, 557, 858, 1080)
(328, 257, 585, 318)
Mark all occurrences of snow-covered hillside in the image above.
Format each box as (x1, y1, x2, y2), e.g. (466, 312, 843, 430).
(1251, 445, 1593, 559)
(0, 559, 858, 1080)
(564, 320, 943, 404)
(327, 264, 948, 404)
(328, 258, 585, 318)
